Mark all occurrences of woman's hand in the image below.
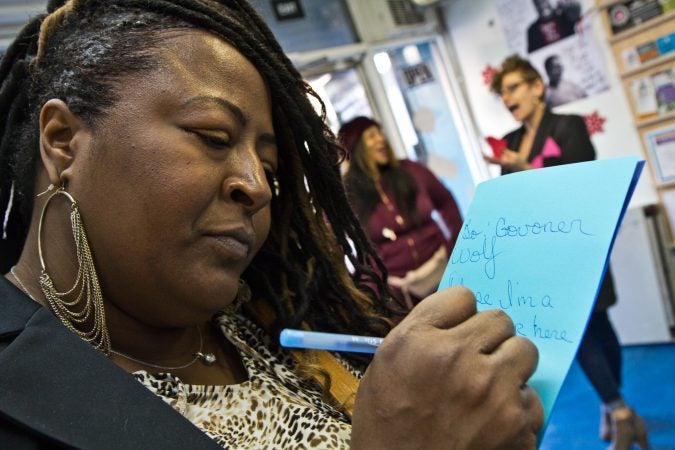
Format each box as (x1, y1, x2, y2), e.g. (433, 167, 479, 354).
(351, 286, 544, 450)
(484, 149, 532, 172)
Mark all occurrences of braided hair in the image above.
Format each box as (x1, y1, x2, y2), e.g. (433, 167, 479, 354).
(0, 0, 393, 347)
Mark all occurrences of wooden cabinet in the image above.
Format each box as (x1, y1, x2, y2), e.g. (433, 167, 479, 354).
(597, 0, 675, 239)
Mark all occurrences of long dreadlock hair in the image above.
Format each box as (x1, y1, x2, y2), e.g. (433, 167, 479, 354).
(0, 0, 394, 356)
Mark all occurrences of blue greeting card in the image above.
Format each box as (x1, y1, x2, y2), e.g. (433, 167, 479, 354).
(438, 157, 644, 432)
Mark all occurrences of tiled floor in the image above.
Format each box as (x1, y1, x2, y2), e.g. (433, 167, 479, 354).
(540, 343, 675, 449)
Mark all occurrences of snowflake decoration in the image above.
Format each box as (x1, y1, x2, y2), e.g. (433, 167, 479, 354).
(584, 111, 606, 136)
(482, 64, 499, 87)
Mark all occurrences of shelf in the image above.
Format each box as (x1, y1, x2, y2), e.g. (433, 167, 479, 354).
(597, 0, 624, 9)
(609, 10, 675, 44)
(637, 111, 675, 129)
(622, 52, 675, 79)
(657, 180, 675, 189)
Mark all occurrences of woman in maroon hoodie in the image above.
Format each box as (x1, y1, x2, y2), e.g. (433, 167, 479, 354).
(340, 117, 462, 310)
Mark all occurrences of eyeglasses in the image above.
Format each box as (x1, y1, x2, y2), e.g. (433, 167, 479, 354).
(499, 80, 528, 97)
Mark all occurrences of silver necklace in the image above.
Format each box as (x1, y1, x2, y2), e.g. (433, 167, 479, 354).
(109, 326, 217, 371)
(10, 266, 40, 303)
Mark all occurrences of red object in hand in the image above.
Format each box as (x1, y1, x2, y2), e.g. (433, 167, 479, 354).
(485, 137, 507, 158)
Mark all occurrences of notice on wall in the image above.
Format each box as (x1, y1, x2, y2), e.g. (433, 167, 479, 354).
(494, 0, 610, 107)
(439, 157, 644, 430)
(646, 125, 675, 184)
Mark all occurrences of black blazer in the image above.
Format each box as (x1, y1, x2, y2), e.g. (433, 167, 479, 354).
(501, 109, 616, 310)
(0, 276, 221, 449)
(502, 108, 595, 176)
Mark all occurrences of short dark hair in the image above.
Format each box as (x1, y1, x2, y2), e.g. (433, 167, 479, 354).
(490, 54, 543, 94)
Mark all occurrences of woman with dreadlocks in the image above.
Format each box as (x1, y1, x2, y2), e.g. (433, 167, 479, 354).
(0, 1, 543, 448)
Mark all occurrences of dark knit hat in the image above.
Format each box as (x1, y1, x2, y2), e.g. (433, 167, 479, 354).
(337, 116, 379, 158)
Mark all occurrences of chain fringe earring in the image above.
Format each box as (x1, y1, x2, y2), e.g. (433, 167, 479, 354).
(37, 186, 111, 354)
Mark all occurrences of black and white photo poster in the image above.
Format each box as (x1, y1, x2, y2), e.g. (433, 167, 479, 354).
(494, 0, 610, 107)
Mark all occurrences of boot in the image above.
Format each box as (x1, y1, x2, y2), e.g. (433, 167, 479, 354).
(600, 404, 612, 441)
(608, 407, 649, 450)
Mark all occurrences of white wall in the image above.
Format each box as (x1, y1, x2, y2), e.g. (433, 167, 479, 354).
(442, 0, 658, 207)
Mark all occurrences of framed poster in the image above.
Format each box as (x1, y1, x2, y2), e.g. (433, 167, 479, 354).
(645, 125, 675, 184)
(493, 0, 610, 107)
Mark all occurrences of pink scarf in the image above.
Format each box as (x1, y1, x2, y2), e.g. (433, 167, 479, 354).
(531, 137, 562, 168)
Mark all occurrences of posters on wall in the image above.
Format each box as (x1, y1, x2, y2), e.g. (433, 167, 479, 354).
(493, 0, 610, 107)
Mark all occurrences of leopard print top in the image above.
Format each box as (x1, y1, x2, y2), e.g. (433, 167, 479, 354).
(132, 313, 353, 449)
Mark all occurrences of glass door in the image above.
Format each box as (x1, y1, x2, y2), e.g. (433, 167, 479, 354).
(302, 38, 487, 216)
(369, 38, 486, 216)
(306, 66, 375, 134)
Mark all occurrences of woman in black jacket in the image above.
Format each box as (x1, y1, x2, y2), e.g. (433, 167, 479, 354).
(486, 55, 649, 450)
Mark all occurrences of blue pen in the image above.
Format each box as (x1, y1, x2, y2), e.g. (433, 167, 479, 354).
(280, 329, 384, 354)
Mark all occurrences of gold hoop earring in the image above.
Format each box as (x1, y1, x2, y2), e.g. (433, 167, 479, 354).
(38, 186, 111, 354)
